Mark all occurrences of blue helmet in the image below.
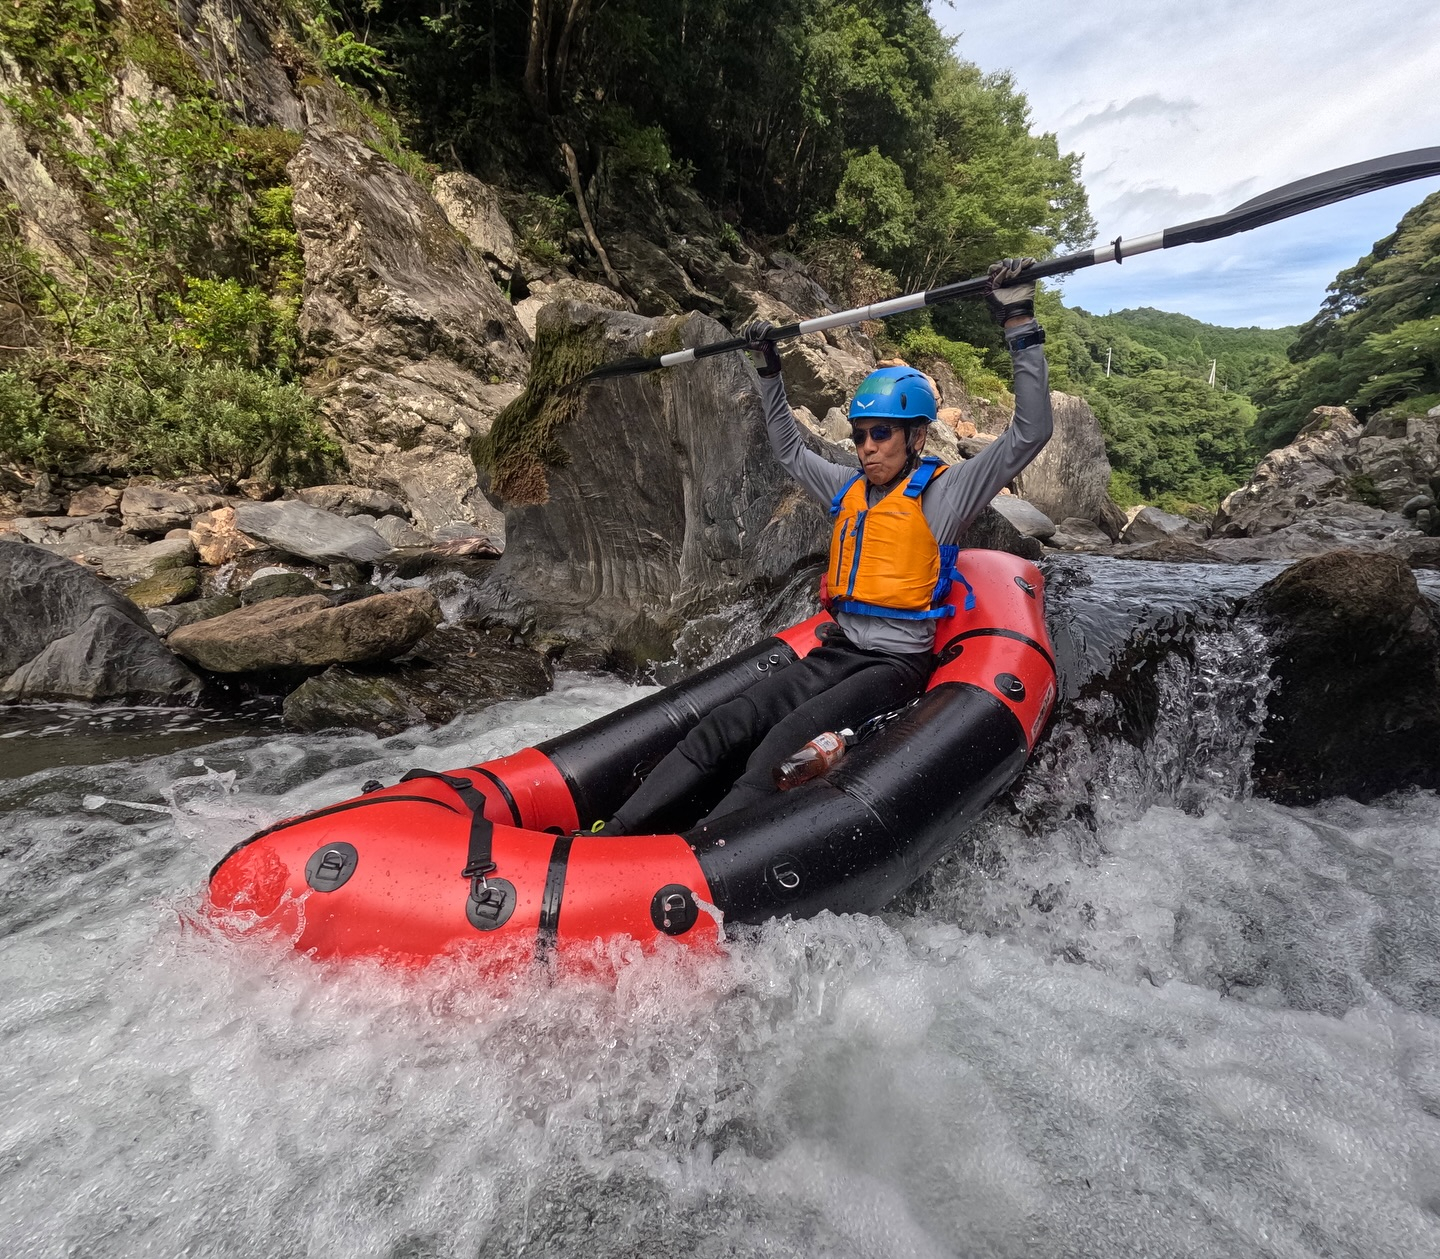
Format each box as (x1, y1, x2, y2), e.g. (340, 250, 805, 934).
(848, 366, 937, 424)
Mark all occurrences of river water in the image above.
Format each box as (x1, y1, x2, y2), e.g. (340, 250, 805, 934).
(2, 559, 1439, 1257)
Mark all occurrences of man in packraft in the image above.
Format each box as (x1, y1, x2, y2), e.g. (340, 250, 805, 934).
(594, 259, 1053, 834)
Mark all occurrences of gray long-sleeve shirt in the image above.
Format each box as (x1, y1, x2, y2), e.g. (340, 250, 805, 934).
(762, 320, 1053, 655)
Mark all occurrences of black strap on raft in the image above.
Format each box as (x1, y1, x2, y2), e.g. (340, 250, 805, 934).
(400, 770, 497, 893)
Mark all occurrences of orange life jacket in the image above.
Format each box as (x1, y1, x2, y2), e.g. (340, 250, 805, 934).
(825, 457, 974, 620)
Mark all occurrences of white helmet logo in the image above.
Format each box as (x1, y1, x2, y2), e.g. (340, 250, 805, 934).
(854, 399, 875, 409)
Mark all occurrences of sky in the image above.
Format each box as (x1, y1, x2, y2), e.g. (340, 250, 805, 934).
(936, 0, 1440, 328)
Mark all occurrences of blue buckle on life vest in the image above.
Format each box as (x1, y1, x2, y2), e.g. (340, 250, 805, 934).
(903, 456, 944, 498)
(932, 543, 976, 612)
(829, 472, 865, 517)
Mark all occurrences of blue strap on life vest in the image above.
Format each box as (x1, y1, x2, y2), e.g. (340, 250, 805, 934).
(932, 542, 976, 612)
(829, 472, 865, 517)
(903, 456, 944, 498)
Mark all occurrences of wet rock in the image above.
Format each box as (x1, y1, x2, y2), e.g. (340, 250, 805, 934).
(119, 485, 225, 536)
(433, 520, 502, 555)
(0, 539, 200, 703)
(1119, 537, 1229, 564)
(232, 500, 390, 564)
(188, 506, 261, 566)
(293, 484, 408, 519)
(168, 588, 441, 672)
(1016, 392, 1125, 538)
(432, 171, 518, 280)
(1204, 501, 1418, 563)
(67, 484, 121, 517)
(989, 494, 1057, 540)
(956, 506, 1045, 561)
(83, 537, 197, 583)
(240, 571, 320, 604)
(146, 594, 241, 638)
(1248, 549, 1440, 802)
(372, 513, 429, 548)
(125, 565, 201, 609)
(1048, 517, 1114, 550)
(1122, 506, 1204, 546)
(282, 622, 553, 733)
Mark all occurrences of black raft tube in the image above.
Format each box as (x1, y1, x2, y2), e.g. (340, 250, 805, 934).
(536, 633, 812, 827)
(685, 680, 1031, 924)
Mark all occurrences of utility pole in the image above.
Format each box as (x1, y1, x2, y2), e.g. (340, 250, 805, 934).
(1105, 347, 1112, 378)
(1208, 359, 1217, 388)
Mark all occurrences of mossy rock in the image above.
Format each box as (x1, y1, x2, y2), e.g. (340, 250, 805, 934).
(471, 313, 605, 504)
(125, 566, 200, 610)
(241, 572, 320, 604)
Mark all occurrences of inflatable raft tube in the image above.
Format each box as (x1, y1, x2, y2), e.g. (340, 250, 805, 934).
(208, 549, 1057, 961)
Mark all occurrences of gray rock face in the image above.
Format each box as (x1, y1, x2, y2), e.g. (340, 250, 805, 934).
(513, 278, 629, 340)
(1016, 392, 1124, 537)
(372, 514, 430, 548)
(1217, 406, 1440, 539)
(147, 595, 241, 638)
(290, 127, 530, 536)
(232, 500, 390, 564)
(67, 485, 121, 517)
(432, 172, 518, 279)
(989, 495, 1057, 540)
(282, 623, 553, 734)
(0, 540, 199, 702)
(1248, 549, 1440, 802)
(293, 485, 408, 519)
(1121, 506, 1203, 546)
(478, 302, 843, 663)
(1049, 517, 1114, 550)
(240, 571, 320, 604)
(167, 589, 441, 672)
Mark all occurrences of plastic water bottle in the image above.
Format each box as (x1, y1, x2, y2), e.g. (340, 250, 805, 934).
(773, 729, 853, 790)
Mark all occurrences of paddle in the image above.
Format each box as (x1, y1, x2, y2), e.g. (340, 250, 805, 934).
(583, 146, 1440, 382)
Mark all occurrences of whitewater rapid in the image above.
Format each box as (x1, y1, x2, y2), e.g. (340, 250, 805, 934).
(2, 665, 1439, 1257)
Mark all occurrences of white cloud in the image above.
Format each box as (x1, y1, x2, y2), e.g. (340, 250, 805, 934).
(937, 0, 1440, 325)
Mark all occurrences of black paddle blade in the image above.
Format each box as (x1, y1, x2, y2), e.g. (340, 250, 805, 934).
(583, 355, 665, 382)
(1164, 146, 1440, 248)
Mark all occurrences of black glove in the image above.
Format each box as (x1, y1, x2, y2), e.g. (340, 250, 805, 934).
(984, 257, 1037, 326)
(738, 318, 782, 378)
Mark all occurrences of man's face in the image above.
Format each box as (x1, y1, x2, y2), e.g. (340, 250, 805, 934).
(851, 420, 925, 486)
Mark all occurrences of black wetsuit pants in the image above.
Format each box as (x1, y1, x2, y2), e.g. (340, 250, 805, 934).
(607, 633, 934, 833)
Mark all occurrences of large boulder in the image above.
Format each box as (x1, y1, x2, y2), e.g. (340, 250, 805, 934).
(1247, 550, 1440, 802)
(289, 127, 529, 538)
(988, 494, 1056, 541)
(167, 588, 441, 673)
(431, 171, 518, 280)
(81, 537, 197, 583)
(119, 484, 225, 536)
(1015, 392, 1125, 538)
(0, 540, 200, 703)
(232, 500, 391, 564)
(474, 302, 845, 663)
(1121, 506, 1204, 546)
(293, 484, 408, 519)
(282, 623, 553, 734)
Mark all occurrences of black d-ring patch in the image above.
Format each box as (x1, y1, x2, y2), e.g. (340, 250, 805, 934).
(467, 878, 517, 931)
(995, 672, 1026, 702)
(651, 884, 699, 936)
(305, 842, 359, 893)
(1014, 575, 1035, 597)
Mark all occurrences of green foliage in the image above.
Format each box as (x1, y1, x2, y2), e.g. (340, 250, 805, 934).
(0, 1, 343, 484)
(1033, 291, 1276, 511)
(1254, 190, 1440, 445)
(3, 349, 337, 481)
(68, 96, 239, 279)
(172, 278, 300, 373)
(352, 1, 1092, 298)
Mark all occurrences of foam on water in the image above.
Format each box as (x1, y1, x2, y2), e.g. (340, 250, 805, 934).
(3, 673, 1440, 1257)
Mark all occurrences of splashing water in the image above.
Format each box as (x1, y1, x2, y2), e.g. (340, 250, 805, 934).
(3, 580, 1440, 1255)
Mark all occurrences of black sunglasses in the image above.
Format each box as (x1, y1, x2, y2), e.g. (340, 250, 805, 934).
(850, 423, 898, 445)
